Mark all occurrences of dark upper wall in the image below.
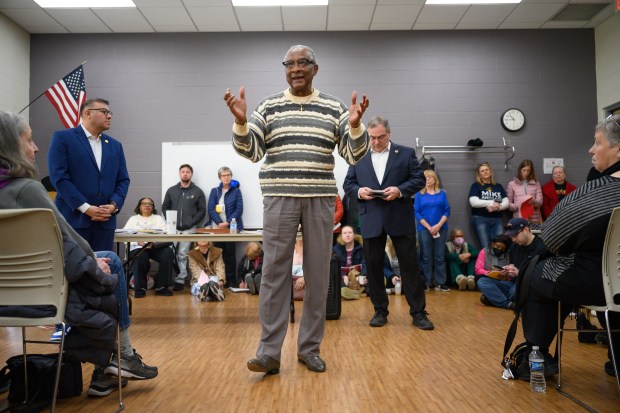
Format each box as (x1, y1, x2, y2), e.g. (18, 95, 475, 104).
(29, 30, 597, 245)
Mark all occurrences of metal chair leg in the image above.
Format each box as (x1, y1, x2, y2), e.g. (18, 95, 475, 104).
(115, 321, 124, 413)
(604, 309, 620, 395)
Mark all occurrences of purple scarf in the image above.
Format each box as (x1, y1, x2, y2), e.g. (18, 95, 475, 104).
(0, 167, 13, 190)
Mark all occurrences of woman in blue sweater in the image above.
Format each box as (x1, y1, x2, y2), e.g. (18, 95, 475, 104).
(414, 170, 451, 291)
(207, 166, 244, 287)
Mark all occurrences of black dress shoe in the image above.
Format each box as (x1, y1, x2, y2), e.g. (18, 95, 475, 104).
(173, 282, 184, 292)
(247, 355, 280, 375)
(297, 355, 326, 373)
(369, 312, 388, 327)
(412, 311, 434, 330)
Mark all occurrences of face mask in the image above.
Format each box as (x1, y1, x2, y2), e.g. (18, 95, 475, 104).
(453, 237, 464, 246)
(493, 248, 504, 257)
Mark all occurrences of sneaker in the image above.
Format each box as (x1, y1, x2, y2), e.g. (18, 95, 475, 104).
(88, 368, 128, 397)
(198, 283, 210, 302)
(435, 284, 450, 292)
(245, 274, 256, 295)
(455, 275, 467, 291)
(341, 287, 361, 300)
(173, 282, 184, 292)
(134, 288, 146, 298)
(412, 311, 434, 330)
(209, 281, 225, 301)
(516, 351, 558, 381)
(155, 287, 173, 297)
(50, 324, 71, 342)
(104, 350, 158, 380)
(480, 294, 492, 306)
(466, 275, 476, 290)
(423, 285, 430, 292)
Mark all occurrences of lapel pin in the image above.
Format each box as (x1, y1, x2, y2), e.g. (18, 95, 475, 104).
(104, 139, 109, 143)
(395, 150, 399, 154)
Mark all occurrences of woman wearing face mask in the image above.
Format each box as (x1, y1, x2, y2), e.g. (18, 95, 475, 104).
(474, 235, 514, 309)
(445, 228, 479, 291)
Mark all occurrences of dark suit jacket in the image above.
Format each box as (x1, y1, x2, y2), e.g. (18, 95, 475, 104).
(48, 125, 130, 230)
(343, 143, 424, 239)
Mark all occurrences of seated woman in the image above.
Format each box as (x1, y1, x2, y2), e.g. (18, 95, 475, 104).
(292, 239, 305, 301)
(0, 112, 156, 397)
(238, 241, 263, 294)
(124, 197, 175, 298)
(188, 241, 226, 301)
(541, 165, 576, 220)
(519, 115, 620, 380)
(333, 225, 367, 300)
(445, 228, 479, 291)
(474, 235, 513, 309)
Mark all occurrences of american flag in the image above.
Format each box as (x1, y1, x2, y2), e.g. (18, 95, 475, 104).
(44, 65, 87, 128)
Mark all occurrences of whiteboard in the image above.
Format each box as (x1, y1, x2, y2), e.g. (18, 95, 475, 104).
(162, 141, 351, 229)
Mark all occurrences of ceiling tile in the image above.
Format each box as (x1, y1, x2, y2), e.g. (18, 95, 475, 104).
(458, 4, 515, 24)
(327, 5, 374, 29)
(371, 23, 416, 29)
(94, 8, 153, 32)
(329, 0, 376, 4)
(236, 6, 282, 31)
(504, 3, 565, 23)
(499, 21, 546, 28)
(371, 4, 421, 26)
(0, 7, 66, 31)
(378, 0, 424, 4)
(541, 20, 586, 28)
(413, 22, 458, 29)
(183, 0, 231, 5)
(188, 6, 239, 31)
(132, 0, 183, 6)
(415, 5, 468, 24)
(140, 6, 193, 26)
(282, 5, 327, 26)
(0, 0, 39, 8)
(45, 8, 106, 31)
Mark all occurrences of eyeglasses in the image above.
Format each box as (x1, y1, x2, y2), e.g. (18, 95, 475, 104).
(606, 114, 620, 129)
(140, 202, 154, 206)
(89, 108, 113, 116)
(282, 59, 314, 69)
(220, 173, 232, 177)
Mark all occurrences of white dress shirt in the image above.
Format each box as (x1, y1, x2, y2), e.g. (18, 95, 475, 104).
(77, 124, 102, 213)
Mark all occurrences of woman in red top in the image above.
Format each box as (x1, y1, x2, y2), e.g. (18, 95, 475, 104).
(541, 165, 576, 219)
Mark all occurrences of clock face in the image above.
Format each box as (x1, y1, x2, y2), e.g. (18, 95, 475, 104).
(501, 109, 525, 132)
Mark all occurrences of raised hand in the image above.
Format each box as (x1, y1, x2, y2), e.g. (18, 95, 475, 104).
(348, 91, 369, 128)
(224, 86, 248, 125)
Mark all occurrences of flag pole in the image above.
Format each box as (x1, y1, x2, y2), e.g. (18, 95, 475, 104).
(18, 60, 88, 114)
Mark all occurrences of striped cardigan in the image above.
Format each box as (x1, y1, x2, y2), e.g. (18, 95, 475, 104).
(232, 89, 369, 197)
(541, 175, 620, 282)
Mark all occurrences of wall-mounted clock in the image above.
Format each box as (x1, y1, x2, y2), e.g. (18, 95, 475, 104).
(501, 108, 525, 132)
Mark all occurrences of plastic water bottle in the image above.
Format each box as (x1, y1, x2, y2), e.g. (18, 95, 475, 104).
(229, 218, 238, 234)
(394, 281, 402, 295)
(529, 346, 546, 392)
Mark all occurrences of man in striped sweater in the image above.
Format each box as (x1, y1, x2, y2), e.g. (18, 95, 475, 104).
(224, 44, 369, 374)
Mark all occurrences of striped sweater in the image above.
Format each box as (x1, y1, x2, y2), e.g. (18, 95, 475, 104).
(541, 175, 620, 282)
(232, 89, 369, 197)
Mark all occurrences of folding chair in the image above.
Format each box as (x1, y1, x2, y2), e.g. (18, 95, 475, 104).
(0, 209, 124, 412)
(556, 207, 620, 411)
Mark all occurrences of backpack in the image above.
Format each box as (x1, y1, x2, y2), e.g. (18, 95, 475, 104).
(500, 255, 540, 380)
(0, 353, 82, 410)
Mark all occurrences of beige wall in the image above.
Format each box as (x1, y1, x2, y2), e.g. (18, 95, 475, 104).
(0, 13, 29, 117)
(595, 12, 620, 117)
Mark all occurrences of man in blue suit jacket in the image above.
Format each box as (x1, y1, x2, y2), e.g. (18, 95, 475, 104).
(344, 116, 434, 330)
(48, 98, 130, 251)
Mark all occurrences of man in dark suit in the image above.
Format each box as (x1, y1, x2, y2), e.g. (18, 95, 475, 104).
(48, 98, 130, 251)
(344, 115, 433, 330)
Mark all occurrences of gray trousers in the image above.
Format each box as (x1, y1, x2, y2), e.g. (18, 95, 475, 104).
(175, 227, 195, 284)
(257, 196, 334, 361)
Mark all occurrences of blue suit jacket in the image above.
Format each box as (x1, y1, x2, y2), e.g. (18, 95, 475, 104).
(343, 143, 425, 239)
(48, 126, 130, 230)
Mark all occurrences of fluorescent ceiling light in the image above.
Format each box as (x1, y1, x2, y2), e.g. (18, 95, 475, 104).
(232, 0, 328, 6)
(34, 0, 136, 7)
(426, 0, 520, 4)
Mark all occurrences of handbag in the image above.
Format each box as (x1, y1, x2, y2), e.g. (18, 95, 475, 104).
(1, 353, 82, 406)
